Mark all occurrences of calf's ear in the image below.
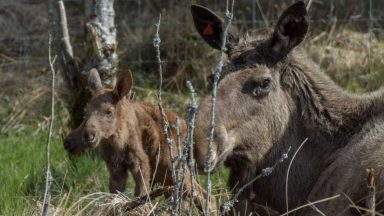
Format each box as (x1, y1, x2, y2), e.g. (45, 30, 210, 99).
(88, 68, 103, 94)
(114, 70, 133, 99)
(191, 4, 238, 53)
(271, 1, 309, 56)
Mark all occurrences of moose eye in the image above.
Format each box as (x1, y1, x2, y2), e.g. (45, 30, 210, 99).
(242, 78, 272, 98)
(260, 79, 271, 89)
(106, 110, 114, 118)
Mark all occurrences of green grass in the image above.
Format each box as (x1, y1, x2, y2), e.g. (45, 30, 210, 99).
(0, 126, 229, 215)
(0, 128, 110, 215)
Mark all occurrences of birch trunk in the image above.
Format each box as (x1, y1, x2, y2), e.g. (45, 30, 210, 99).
(84, 0, 118, 87)
(47, 0, 118, 128)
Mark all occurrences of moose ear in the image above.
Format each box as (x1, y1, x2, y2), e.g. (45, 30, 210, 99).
(271, 1, 309, 56)
(88, 68, 103, 94)
(114, 70, 133, 99)
(191, 4, 238, 52)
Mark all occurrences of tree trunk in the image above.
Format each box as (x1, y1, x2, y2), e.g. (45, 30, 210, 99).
(84, 0, 118, 88)
(47, 0, 117, 128)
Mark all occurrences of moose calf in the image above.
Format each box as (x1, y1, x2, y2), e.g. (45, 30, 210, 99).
(64, 69, 216, 214)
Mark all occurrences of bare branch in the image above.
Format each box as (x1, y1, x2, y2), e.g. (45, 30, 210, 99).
(57, 0, 74, 60)
(42, 33, 56, 216)
(185, 81, 198, 216)
(48, 0, 87, 128)
(205, 0, 235, 214)
(153, 14, 179, 216)
(48, 0, 77, 89)
(153, 14, 175, 181)
(220, 146, 292, 215)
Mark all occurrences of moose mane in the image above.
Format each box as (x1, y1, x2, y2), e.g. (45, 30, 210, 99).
(281, 51, 384, 138)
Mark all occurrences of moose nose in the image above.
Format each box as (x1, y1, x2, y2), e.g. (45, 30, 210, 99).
(83, 132, 96, 144)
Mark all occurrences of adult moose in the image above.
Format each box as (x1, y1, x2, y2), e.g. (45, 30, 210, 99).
(63, 69, 217, 214)
(191, 1, 384, 215)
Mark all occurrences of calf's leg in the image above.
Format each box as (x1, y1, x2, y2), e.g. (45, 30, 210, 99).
(107, 163, 129, 193)
(128, 148, 152, 197)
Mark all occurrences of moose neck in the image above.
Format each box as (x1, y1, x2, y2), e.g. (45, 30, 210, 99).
(248, 55, 384, 211)
(284, 55, 384, 142)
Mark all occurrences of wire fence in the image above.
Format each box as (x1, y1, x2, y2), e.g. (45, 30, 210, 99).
(112, 0, 384, 89)
(0, 0, 383, 91)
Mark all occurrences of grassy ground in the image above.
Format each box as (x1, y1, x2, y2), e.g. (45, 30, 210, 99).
(0, 125, 230, 215)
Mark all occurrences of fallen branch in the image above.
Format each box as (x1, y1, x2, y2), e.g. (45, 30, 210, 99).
(123, 186, 174, 212)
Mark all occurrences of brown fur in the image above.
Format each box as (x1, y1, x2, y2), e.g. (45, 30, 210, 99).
(192, 2, 384, 215)
(63, 71, 217, 214)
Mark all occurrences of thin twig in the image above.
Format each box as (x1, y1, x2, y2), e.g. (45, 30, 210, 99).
(220, 146, 292, 215)
(279, 194, 341, 216)
(341, 192, 363, 215)
(172, 117, 184, 214)
(205, 0, 235, 214)
(367, 167, 376, 216)
(308, 202, 326, 216)
(153, 14, 179, 216)
(285, 138, 308, 215)
(185, 81, 198, 216)
(150, 142, 162, 188)
(153, 15, 175, 180)
(42, 33, 56, 216)
(349, 206, 384, 216)
(48, 0, 75, 88)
